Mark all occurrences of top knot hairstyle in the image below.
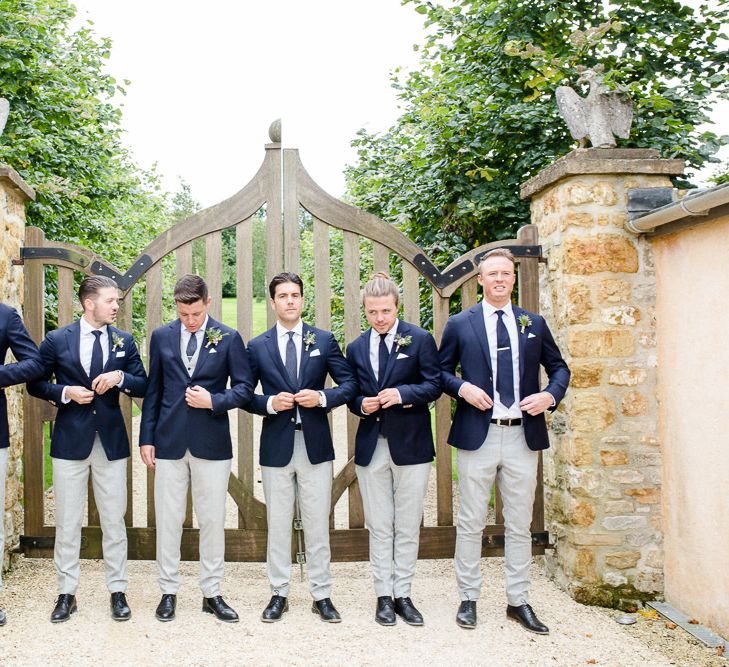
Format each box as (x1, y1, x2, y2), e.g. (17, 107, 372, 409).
(361, 272, 400, 306)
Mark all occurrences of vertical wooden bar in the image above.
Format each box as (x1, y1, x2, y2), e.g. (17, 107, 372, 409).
(283, 149, 300, 274)
(402, 262, 420, 326)
(432, 292, 453, 526)
(205, 232, 223, 321)
(266, 144, 282, 329)
(372, 241, 388, 276)
(23, 227, 46, 533)
(343, 231, 364, 528)
(237, 219, 254, 528)
(145, 262, 163, 528)
(461, 276, 478, 311)
(176, 242, 193, 280)
(117, 291, 134, 527)
(313, 219, 331, 332)
(57, 267, 75, 326)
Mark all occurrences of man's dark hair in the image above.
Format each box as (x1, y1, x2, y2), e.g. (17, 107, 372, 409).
(78, 276, 118, 308)
(268, 272, 304, 300)
(174, 274, 209, 304)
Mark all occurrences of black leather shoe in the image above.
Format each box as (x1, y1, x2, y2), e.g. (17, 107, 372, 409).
(155, 594, 176, 622)
(506, 603, 549, 634)
(311, 597, 341, 623)
(375, 596, 396, 626)
(394, 597, 424, 626)
(202, 595, 239, 623)
(456, 600, 477, 629)
(110, 592, 131, 621)
(261, 595, 288, 623)
(0, 608, 6, 626)
(50, 594, 77, 623)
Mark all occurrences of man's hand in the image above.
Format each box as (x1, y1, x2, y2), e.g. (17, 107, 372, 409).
(66, 386, 95, 404)
(361, 396, 381, 414)
(92, 370, 121, 395)
(185, 385, 213, 409)
(294, 389, 320, 408)
(272, 392, 296, 412)
(460, 382, 494, 411)
(140, 445, 156, 470)
(520, 391, 554, 416)
(377, 388, 401, 409)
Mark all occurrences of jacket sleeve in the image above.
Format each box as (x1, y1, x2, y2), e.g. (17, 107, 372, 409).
(119, 334, 147, 398)
(240, 341, 271, 416)
(345, 341, 366, 416)
(26, 332, 66, 405)
(211, 331, 255, 413)
(438, 317, 466, 399)
(396, 332, 443, 406)
(0, 308, 44, 387)
(139, 330, 163, 445)
(322, 333, 359, 410)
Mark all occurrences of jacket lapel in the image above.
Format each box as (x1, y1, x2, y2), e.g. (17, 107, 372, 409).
(103, 325, 116, 371)
(264, 326, 297, 392)
(379, 321, 405, 388)
(512, 306, 528, 383)
(468, 305, 492, 374)
(361, 330, 378, 388)
(191, 317, 217, 379)
(297, 323, 314, 383)
(167, 320, 187, 375)
(66, 322, 88, 386)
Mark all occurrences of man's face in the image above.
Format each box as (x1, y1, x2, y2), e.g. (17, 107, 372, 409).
(478, 255, 516, 307)
(176, 297, 211, 333)
(271, 281, 303, 327)
(83, 286, 119, 327)
(364, 295, 398, 335)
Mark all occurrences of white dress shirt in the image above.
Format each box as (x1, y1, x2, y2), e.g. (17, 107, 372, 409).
(369, 319, 399, 379)
(180, 315, 208, 370)
(481, 301, 522, 420)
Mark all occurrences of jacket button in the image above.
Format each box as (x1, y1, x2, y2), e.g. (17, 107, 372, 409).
(290, 418, 295, 423)
(92, 410, 96, 415)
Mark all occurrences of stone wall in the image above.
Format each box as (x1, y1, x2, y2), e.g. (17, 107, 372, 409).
(1, 165, 34, 576)
(521, 149, 684, 608)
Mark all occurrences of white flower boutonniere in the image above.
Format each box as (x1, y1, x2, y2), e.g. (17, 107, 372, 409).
(111, 332, 125, 352)
(303, 330, 316, 352)
(394, 333, 412, 353)
(518, 314, 533, 334)
(205, 327, 229, 348)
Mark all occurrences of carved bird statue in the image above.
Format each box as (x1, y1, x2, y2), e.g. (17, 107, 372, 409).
(0, 98, 9, 137)
(555, 68, 633, 148)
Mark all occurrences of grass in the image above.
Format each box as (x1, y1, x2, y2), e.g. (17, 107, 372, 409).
(221, 297, 268, 337)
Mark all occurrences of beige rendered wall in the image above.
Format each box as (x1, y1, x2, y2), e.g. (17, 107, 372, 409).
(652, 214, 729, 639)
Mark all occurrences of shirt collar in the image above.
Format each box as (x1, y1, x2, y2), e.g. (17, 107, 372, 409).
(482, 300, 514, 319)
(370, 319, 399, 342)
(182, 315, 209, 336)
(277, 320, 303, 338)
(80, 316, 107, 336)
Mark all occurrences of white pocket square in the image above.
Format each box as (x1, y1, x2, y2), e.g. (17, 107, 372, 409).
(115, 351, 126, 357)
(309, 348, 321, 357)
(397, 353, 409, 360)
(209, 348, 217, 354)
(528, 333, 536, 339)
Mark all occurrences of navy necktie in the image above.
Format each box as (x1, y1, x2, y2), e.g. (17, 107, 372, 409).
(90, 330, 103, 380)
(285, 331, 298, 385)
(378, 333, 389, 384)
(495, 310, 515, 408)
(186, 331, 198, 362)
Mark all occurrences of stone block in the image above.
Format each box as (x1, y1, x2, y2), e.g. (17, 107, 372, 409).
(561, 211, 595, 229)
(600, 450, 629, 466)
(624, 487, 660, 504)
(603, 571, 628, 587)
(568, 531, 624, 547)
(564, 234, 639, 275)
(604, 551, 641, 569)
(621, 391, 648, 416)
(570, 501, 597, 527)
(610, 469, 645, 484)
(603, 515, 648, 531)
(602, 306, 640, 326)
(563, 436, 593, 466)
(635, 571, 663, 593)
(570, 363, 603, 388)
(574, 548, 598, 581)
(565, 183, 593, 206)
(598, 279, 631, 303)
(608, 368, 647, 386)
(645, 549, 664, 569)
(604, 500, 634, 515)
(566, 283, 593, 324)
(567, 468, 604, 498)
(571, 393, 616, 432)
(568, 329, 634, 358)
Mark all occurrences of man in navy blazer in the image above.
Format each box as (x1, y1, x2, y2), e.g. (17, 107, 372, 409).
(139, 274, 253, 624)
(245, 272, 357, 623)
(346, 273, 441, 627)
(0, 302, 44, 626)
(27, 276, 147, 623)
(440, 248, 569, 635)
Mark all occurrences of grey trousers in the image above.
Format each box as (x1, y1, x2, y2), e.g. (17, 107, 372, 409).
(356, 437, 431, 598)
(52, 437, 128, 595)
(261, 433, 332, 600)
(0, 447, 7, 590)
(455, 424, 538, 606)
(155, 451, 231, 597)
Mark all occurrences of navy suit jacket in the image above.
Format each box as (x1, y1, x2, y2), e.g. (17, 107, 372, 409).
(0, 304, 44, 449)
(439, 304, 570, 452)
(27, 320, 147, 460)
(139, 317, 254, 460)
(245, 323, 358, 467)
(346, 321, 441, 466)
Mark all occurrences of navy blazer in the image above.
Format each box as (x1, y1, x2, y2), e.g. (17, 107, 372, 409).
(27, 320, 147, 460)
(346, 320, 441, 466)
(245, 323, 358, 468)
(0, 304, 44, 449)
(139, 317, 254, 461)
(439, 304, 570, 452)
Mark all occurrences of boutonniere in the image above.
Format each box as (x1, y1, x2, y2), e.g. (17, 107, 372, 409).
(518, 314, 533, 334)
(394, 333, 412, 352)
(303, 330, 316, 352)
(205, 327, 229, 348)
(111, 332, 125, 352)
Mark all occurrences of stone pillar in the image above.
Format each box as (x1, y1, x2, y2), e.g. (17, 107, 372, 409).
(0, 165, 35, 575)
(520, 149, 683, 608)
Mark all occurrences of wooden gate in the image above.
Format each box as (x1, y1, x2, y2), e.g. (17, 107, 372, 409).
(20, 123, 547, 561)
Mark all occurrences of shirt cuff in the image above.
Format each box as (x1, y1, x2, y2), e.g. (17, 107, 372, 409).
(266, 396, 277, 414)
(318, 390, 327, 408)
(61, 386, 70, 404)
(116, 370, 124, 388)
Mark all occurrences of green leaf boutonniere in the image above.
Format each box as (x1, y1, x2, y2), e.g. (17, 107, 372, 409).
(205, 327, 229, 348)
(111, 332, 125, 352)
(394, 333, 412, 352)
(518, 314, 533, 334)
(303, 330, 316, 352)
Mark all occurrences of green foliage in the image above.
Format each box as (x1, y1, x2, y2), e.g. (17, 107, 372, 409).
(345, 0, 729, 265)
(710, 161, 729, 185)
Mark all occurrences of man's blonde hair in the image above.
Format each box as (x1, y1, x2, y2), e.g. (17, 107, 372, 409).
(477, 248, 516, 273)
(361, 272, 400, 306)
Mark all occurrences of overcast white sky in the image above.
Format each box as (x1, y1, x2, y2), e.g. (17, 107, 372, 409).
(71, 1, 727, 208)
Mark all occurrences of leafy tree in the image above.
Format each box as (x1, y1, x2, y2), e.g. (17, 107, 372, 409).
(345, 0, 729, 265)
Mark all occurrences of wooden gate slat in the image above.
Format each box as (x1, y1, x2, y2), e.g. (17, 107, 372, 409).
(432, 292, 452, 526)
(283, 149, 300, 274)
(402, 262, 420, 326)
(205, 232, 223, 322)
(145, 262, 163, 528)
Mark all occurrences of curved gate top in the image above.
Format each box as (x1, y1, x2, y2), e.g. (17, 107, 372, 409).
(20, 121, 547, 561)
